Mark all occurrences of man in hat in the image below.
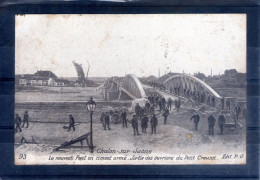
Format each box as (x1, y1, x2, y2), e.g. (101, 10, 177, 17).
(207, 96, 211, 106)
(233, 104, 241, 124)
(104, 112, 111, 130)
(208, 114, 216, 136)
(150, 114, 158, 134)
(22, 111, 29, 128)
(15, 114, 22, 133)
(141, 114, 149, 133)
(135, 103, 141, 117)
(121, 109, 127, 128)
(145, 101, 151, 113)
(211, 96, 215, 107)
(218, 113, 226, 134)
(162, 108, 169, 125)
(167, 97, 172, 111)
(190, 112, 200, 131)
(221, 97, 225, 109)
(226, 100, 231, 110)
(99, 112, 105, 128)
(131, 114, 139, 135)
(68, 115, 75, 132)
(177, 98, 181, 111)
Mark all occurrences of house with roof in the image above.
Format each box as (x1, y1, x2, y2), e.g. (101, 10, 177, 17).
(16, 70, 71, 87)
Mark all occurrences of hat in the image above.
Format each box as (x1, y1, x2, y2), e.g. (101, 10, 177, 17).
(69, 114, 72, 117)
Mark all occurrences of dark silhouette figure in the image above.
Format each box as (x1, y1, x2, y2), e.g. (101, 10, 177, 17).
(226, 100, 231, 110)
(68, 115, 75, 132)
(141, 115, 149, 133)
(131, 115, 139, 135)
(208, 114, 216, 136)
(150, 114, 158, 134)
(22, 111, 29, 128)
(162, 108, 169, 125)
(121, 110, 127, 128)
(15, 114, 22, 133)
(104, 112, 111, 130)
(190, 113, 200, 131)
(218, 114, 225, 134)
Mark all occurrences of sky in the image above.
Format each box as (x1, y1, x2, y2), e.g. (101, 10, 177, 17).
(15, 14, 246, 77)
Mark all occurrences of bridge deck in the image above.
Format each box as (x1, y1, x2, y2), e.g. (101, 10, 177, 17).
(143, 84, 185, 101)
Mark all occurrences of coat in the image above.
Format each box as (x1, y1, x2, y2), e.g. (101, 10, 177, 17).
(150, 116, 158, 126)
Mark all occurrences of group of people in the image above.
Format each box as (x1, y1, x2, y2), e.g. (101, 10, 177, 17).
(130, 114, 159, 135)
(15, 111, 29, 133)
(99, 111, 112, 130)
(190, 112, 226, 135)
(147, 93, 181, 112)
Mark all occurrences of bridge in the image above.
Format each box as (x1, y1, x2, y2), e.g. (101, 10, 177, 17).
(98, 73, 221, 105)
(97, 74, 146, 101)
(163, 73, 221, 102)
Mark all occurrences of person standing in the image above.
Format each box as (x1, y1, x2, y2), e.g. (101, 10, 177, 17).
(145, 101, 151, 113)
(211, 96, 215, 107)
(177, 99, 181, 111)
(207, 96, 211, 106)
(190, 112, 200, 131)
(104, 112, 111, 130)
(218, 113, 226, 134)
(233, 105, 241, 124)
(135, 103, 141, 117)
(158, 99, 163, 111)
(150, 114, 158, 134)
(221, 97, 225, 109)
(162, 108, 169, 125)
(22, 111, 29, 128)
(68, 115, 75, 132)
(131, 114, 139, 135)
(121, 110, 128, 128)
(167, 98, 172, 111)
(100, 112, 105, 128)
(15, 114, 22, 133)
(141, 114, 149, 133)
(208, 114, 216, 136)
(226, 100, 231, 110)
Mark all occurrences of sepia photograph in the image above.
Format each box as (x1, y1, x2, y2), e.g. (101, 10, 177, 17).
(14, 14, 246, 165)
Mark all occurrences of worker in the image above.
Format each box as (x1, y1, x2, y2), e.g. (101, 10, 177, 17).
(150, 114, 158, 134)
(190, 112, 200, 131)
(121, 110, 127, 128)
(141, 114, 149, 133)
(21, 111, 29, 128)
(68, 115, 75, 132)
(208, 114, 216, 136)
(162, 108, 169, 125)
(131, 114, 139, 135)
(218, 113, 226, 134)
(15, 114, 22, 133)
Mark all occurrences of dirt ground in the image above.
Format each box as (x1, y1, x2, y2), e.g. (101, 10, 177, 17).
(15, 107, 246, 156)
(14, 86, 246, 165)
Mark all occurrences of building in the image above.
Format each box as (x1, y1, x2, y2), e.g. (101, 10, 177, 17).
(16, 71, 71, 87)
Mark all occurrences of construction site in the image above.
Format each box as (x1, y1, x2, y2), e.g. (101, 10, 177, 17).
(14, 64, 246, 165)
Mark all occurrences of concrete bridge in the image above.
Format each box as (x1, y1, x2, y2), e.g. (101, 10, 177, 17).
(97, 73, 221, 105)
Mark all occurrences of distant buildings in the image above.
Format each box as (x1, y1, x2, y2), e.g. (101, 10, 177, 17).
(15, 70, 71, 86)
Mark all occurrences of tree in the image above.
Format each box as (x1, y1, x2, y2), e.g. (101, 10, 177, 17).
(224, 69, 238, 77)
(194, 72, 206, 80)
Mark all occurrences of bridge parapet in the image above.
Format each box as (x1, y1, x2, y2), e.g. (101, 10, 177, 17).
(162, 73, 221, 106)
(121, 74, 146, 99)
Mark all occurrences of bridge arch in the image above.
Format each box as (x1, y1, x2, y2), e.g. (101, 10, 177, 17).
(163, 74, 221, 102)
(121, 74, 146, 99)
